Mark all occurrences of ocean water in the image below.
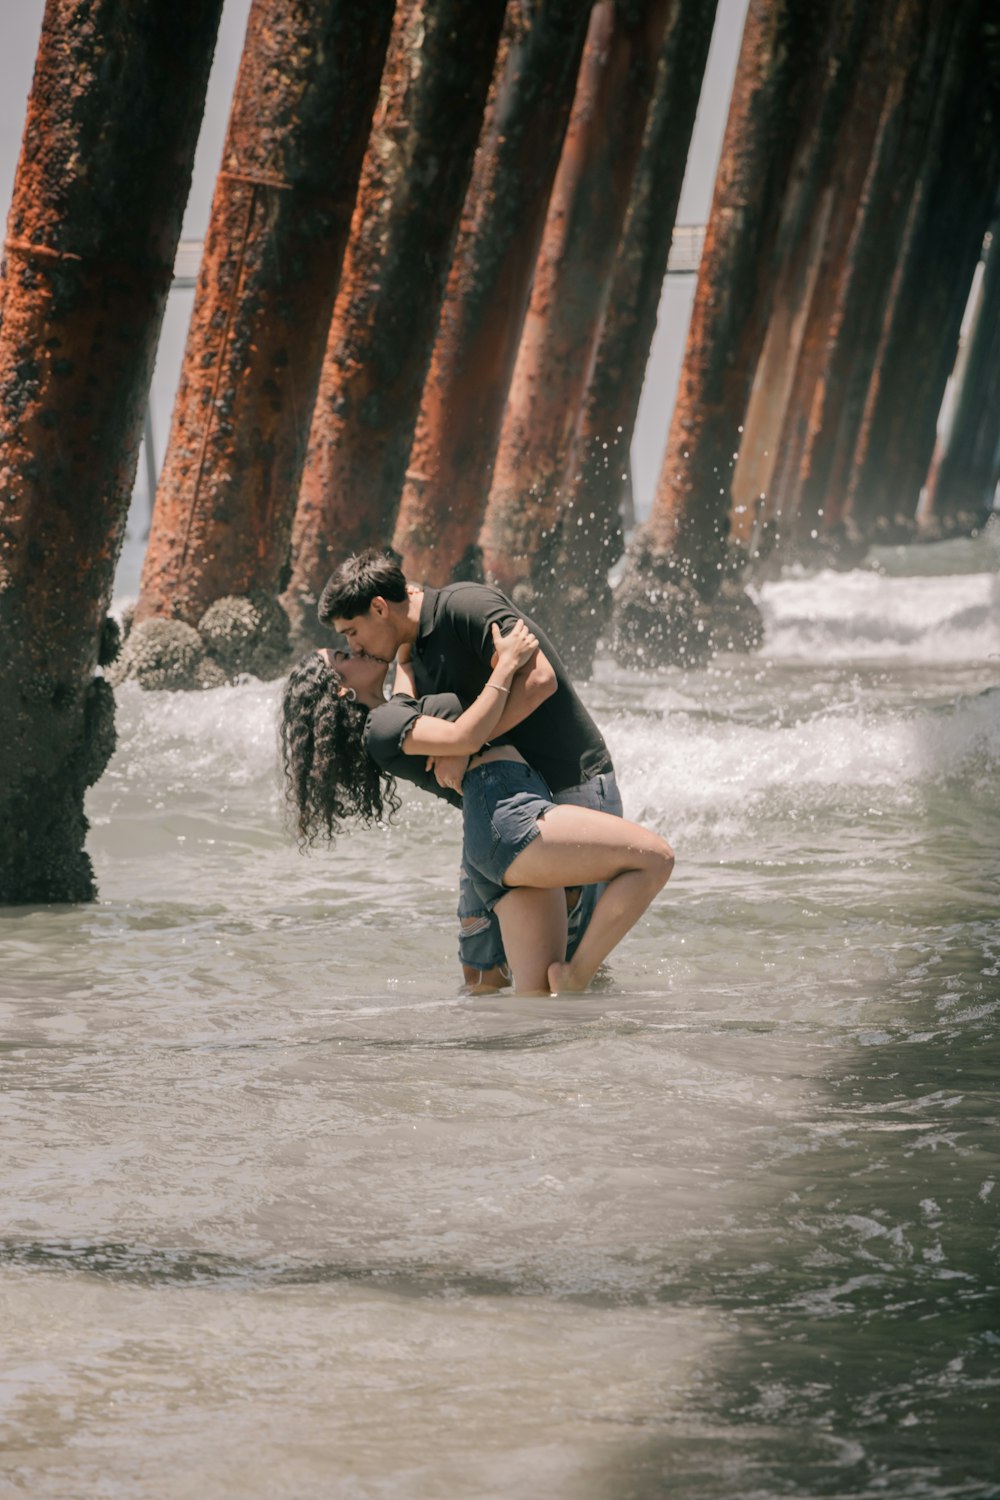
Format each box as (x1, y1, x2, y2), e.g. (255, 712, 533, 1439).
(2, 530, 998, 1499)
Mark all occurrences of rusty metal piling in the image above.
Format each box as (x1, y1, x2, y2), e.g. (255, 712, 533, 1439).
(845, 4, 1000, 541)
(788, 0, 966, 553)
(282, 0, 507, 648)
(549, 0, 719, 675)
(134, 0, 394, 636)
(0, 0, 223, 903)
(758, 0, 921, 565)
(478, 0, 677, 611)
(390, 0, 593, 586)
(612, 0, 832, 668)
(729, 0, 878, 554)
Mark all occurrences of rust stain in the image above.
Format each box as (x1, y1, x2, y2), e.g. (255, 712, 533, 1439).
(135, 0, 395, 627)
(391, 0, 592, 586)
(0, 0, 222, 901)
(283, 0, 507, 646)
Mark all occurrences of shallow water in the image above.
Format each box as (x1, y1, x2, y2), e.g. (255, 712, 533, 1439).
(2, 530, 999, 1499)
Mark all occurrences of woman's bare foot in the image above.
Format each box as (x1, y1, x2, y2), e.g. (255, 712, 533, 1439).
(547, 961, 588, 995)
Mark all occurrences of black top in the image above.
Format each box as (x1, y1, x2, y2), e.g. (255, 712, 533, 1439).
(362, 691, 464, 810)
(410, 583, 613, 793)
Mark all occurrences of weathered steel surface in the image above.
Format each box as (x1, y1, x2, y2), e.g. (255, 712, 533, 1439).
(478, 0, 676, 600)
(928, 215, 1000, 528)
(282, 0, 507, 647)
(135, 0, 394, 627)
(391, 0, 592, 586)
(846, 4, 1000, 538)
(758, 0, 924, 559)
(530, 0, 719, 674)
(0, 0, 222, 903)
(612, 0, 831, 666)
(789, 0, 965, 549)
(728, 0, 877, 551)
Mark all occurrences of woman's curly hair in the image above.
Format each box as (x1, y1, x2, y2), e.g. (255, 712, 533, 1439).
(279, 652, 400, 846)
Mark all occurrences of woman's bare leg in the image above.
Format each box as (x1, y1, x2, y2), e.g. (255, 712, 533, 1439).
(501, 806, 674, 993)
(493, 886, 568, 994)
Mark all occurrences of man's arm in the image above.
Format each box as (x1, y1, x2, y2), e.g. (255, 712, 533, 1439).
(488, 647, 556, 734)
(424, 648, 549, 794)
(441, 586, 557, 733)
(400, 622, 540, 758)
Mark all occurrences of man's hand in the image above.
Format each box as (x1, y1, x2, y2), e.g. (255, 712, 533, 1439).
(426, 752, 469, 793)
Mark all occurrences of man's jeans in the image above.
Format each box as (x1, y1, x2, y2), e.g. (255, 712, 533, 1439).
(457, 768, 623, 975)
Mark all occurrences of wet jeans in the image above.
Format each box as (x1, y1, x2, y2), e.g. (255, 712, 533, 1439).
(457, 768, 623, 975)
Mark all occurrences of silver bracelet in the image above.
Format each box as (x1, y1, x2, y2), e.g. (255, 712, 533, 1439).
(486, 683, 510, 695)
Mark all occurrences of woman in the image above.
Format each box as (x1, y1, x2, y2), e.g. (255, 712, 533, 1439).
(280, 625, 673, 994)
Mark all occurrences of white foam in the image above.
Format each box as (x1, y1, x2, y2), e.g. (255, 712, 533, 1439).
(101, 565, 1000, 849)
(607, 685, 1000, 840)
(109, 677, 283, 792)
(757, 569, 1000, 663)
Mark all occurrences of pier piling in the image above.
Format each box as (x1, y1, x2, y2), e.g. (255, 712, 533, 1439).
(391, 0, 592, 587)
(282, 0, 507, 649)
(478, 0, 677, 618)
(612, 0, 831, 667)
(133, 0, 394, 653)
(0, 0, 222, 902)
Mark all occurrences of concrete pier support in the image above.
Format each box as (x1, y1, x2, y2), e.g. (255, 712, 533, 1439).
(0, 0, 222, 903)
(134, 0, 394, 646)
(478, 0, 676, 608)
(543, 0, 719, 675)
(282, 0, 507, 649)
(391, 0, 592, 586)
(927, 216, 1000, 531)
(612, 0, 830, 668)
(846, 5, 1000, 541)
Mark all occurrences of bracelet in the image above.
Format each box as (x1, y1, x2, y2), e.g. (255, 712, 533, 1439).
(486, 683, 510, 695)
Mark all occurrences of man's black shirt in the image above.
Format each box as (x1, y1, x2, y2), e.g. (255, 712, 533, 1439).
(409, 583, 613, 793)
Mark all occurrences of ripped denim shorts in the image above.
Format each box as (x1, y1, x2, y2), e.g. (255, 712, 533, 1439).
(460, 759, 555, 910)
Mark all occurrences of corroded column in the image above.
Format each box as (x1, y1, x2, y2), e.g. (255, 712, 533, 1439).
(0, 0, 222, 903)
(790, 0, 966, 551)
(730, 0, 877, 551)
(134, 0, 394, 638)
(846, 6, 1000, 541)
(282, 0, 507, 648)
(543, 0, 719, 675)
(612, 0, 831, 668)
(478, 0, 676, 604)
(927, 216, 1000, 531)
(758, 0, 927, 563)
(391, 0, 592, 586)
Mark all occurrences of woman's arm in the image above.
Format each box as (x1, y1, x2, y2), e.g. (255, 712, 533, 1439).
(401, 621, 537, 758)
(488, 648, 557, 734)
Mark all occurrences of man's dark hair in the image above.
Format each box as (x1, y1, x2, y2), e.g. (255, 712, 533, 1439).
(318, 548, 407, 626)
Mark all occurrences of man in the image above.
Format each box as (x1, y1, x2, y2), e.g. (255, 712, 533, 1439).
(319, 549, 622, 989)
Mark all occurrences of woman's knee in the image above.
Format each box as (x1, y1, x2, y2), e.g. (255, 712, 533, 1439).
(641, 834, 674, 889)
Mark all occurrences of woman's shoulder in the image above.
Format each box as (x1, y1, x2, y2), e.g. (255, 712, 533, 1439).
(363, 695, 421, 759)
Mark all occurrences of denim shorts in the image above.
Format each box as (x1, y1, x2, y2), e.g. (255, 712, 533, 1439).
(461, 759, 556, 910)
(457, 767, 622, 972)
